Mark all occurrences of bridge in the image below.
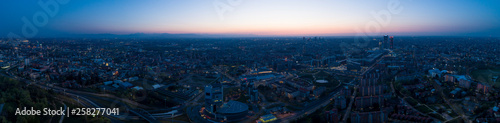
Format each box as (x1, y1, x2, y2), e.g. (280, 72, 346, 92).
(130, 108, 158, 123)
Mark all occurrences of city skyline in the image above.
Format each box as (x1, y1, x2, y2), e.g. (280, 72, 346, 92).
(2, 1, 500, 123)
(1, 0, 500, 38)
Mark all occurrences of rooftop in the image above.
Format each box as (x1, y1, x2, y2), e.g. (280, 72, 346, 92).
(217, 100, 249, 114)
(453, 75, 469, 81)
(260, 114, 277, 122)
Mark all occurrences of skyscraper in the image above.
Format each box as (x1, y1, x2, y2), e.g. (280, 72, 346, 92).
(383, 35, 388, 49)
(390, 36, 394, 49)
(251, 89, 259, 102)
(25, 58, 30, 66)
(378, 39, 383, 49)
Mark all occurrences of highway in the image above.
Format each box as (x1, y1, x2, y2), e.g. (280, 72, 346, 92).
(430, 78, 469, 122)
(36, 82, 186, 123)
(1, 68, 183, 123)
(277, 82, 343, 123)
(340, 86, 356, 122)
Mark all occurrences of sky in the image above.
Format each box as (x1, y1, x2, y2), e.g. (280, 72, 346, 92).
(1, 0, 500, 37)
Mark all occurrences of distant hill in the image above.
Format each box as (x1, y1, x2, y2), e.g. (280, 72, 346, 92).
(38, 33, 260, 39)
(60, 33, 201, 38)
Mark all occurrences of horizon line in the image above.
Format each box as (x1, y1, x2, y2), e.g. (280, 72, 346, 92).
(2, 33, 499, 39)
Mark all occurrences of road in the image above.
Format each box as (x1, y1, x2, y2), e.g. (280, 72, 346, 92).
(2, 69, 183, 123)
(339, 55, 387, 122)
(59, 103, 67, 123)
(389, 76, 443, 122)
(341, 87, 356, 122)
(213, 66, 240, 84)
(431, 79, 469, 122)
(277, 81, 343, 123)
(185, 106, 210, 123)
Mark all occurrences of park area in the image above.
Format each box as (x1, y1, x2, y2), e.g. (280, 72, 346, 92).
(470, 68, 500, 88)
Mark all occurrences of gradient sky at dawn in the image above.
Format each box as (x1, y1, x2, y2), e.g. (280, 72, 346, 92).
(1, 0, 500, 37)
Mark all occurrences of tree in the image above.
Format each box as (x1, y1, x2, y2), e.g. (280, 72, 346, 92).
(0, 116, 8, 123)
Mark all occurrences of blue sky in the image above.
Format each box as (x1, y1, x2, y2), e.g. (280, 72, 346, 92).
(1, 0, 499, 37)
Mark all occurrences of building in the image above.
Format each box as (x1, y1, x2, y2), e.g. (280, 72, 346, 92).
(251, 89, 259, 102)
(390, 114, 432, 123)
(450, 88, 462, 98)
(355, 96, 384, 110)
(103, 81, 113, 85)
(119, 82, 133, 88)
(359, 85, 384, 96)
(203, 100, 249, 122)
(312, 86, 326, 98)
(205, 83, 224, 113)
(286, 79, 314, 91)
(325, 109, 340, 123)
(341, 86, 351, 97)
(351, 111, 388, 123)
(476, 83, 490, 94)
(203, 81, 249, 122)
(217, 101, 249, 121)
(360, 78, 379, 87)
(428, 69, 442, 78)
(243, 80, 260, 102)
(389, 36, 394, 49)
(248, 80, 255, 94)
(335, 96, 347, 109)
(444, 74, 455, 82)
(287, 91, 300, 99)
(260, 114, 277, 123)
(382, 35, 388, 49)
(463, 101, 479, 113)
(446, 75, 472, 88)
(25, 58, 30, 66)
(458, 77, 472, 89)
(239, 73, 282, 82)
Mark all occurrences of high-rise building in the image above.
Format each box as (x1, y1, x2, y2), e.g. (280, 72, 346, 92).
(383, 35, 388, 49)
(325, 109, 340, 123)
(335, 96, 347, 109)
(341, 86, 351, 97)
(247, 80, 254, 94)
(25, 59, 30, 66)
(389, 36, 394, 49)
(205, 82, 224, 113)
(378, 40, 383, 49)
(351, 111, 388, 123)
(251, 89, 259, 102)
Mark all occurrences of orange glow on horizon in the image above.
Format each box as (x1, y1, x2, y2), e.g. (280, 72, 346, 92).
(124, 25, 442, 36)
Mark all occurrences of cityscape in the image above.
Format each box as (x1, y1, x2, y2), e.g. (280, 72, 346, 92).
(1, 0, 500, 123)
